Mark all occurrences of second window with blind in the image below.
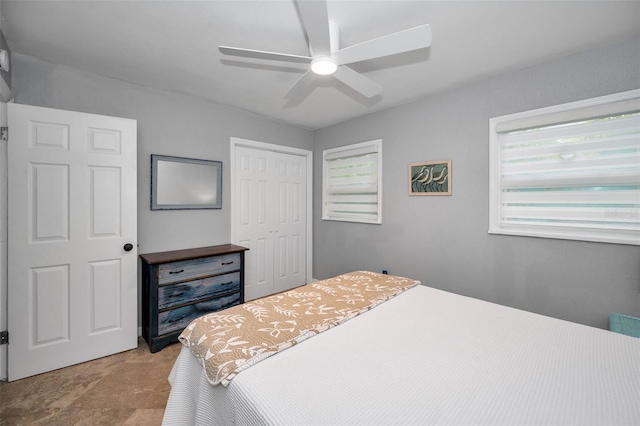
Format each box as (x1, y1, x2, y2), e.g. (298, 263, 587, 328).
(323, 139, 382, 224)
(489, 89, 639, 245)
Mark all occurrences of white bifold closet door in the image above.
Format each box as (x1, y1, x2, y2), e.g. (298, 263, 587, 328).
(234, 146, 307, 301)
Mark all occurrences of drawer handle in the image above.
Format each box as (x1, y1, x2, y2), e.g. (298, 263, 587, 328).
(221, 281, 233, 286)
(221, 261, 234, 265)
(169, 269, 184, 274)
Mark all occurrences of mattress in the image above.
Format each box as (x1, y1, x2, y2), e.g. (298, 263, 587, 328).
(163, 284, 640, 425)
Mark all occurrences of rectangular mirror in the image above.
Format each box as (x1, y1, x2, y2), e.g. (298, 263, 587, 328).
(151, 154, 222, 210)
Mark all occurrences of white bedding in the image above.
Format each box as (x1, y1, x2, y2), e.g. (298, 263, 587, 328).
(163, 284, 640, 425)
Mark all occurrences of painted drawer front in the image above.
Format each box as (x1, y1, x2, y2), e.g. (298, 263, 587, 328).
(158, 272, 240, 310)
(158, 253, 240, 285)
(158, 292, 241, 335)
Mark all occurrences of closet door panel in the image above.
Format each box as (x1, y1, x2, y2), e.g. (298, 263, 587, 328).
(235, 147, 274, 301)
(273, 153, 306, 294)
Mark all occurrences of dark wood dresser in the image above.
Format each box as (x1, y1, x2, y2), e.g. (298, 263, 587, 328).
(140, 244, 249, 353)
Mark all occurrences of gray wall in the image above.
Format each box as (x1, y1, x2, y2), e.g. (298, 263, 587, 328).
(313, 36, 640, 330)
(12, 54, 313, 255)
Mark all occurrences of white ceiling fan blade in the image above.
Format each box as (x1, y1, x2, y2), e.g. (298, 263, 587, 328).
(333, 66, 383, 98)
(284, 70, 317, 100)
(296, 0, 331, 56)
(219, 46, 312, 64)
(333, 24, 432, 65)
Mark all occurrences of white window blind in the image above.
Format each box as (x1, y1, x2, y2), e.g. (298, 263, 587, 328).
(489, 90, 640, 245)
(323, 139, 382, 224)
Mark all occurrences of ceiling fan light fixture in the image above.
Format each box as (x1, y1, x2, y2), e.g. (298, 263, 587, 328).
(310, 57, 337, 75)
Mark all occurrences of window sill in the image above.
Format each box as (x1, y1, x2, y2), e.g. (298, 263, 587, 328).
(488, 227, 639, 246)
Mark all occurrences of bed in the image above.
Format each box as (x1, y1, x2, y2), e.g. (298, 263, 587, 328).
(162, 271, 640, 425)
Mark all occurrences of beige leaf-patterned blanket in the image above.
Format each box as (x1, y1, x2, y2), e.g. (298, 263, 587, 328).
(179, 270, 420, 386)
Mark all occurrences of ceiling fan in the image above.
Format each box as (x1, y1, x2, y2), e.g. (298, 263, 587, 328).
(218, 0, 432, 100)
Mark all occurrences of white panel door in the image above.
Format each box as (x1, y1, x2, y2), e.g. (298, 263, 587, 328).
(234, 146, 307, 301)
(235, 147, 275, 301)
(273, 153, 306, 294)
(7, 103, 137, 381)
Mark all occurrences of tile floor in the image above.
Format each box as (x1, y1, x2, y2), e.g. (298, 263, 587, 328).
(0, 338, 181, 425)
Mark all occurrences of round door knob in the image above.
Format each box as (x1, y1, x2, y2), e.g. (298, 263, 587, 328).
(123, 243, 134, 252)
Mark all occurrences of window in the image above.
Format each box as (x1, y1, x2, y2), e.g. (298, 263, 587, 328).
(323, 139, 382, 224)
(489, 90, 640, 245)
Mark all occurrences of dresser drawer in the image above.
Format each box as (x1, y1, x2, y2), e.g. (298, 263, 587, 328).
(158, 272, 240, 310)
(158, 253, 240, 285)
(158, 292, 241, 335)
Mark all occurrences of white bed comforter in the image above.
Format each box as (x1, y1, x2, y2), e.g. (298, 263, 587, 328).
(163, 285, 640, 425)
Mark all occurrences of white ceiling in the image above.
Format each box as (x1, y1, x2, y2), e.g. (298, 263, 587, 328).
(2, 1, 639, 130)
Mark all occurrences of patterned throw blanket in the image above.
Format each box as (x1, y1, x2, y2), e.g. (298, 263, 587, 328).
(179, 271, 420, 386)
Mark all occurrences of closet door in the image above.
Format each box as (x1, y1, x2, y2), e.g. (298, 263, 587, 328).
(235, 147, 275, 301)
(272, 152, 306, 294)
(234, 146, 306, 301)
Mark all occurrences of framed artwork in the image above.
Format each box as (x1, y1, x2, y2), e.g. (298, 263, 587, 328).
(408, 160, 451, 196)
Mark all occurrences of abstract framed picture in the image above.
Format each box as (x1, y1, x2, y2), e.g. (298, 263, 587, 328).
(408, 160, 451, 196)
